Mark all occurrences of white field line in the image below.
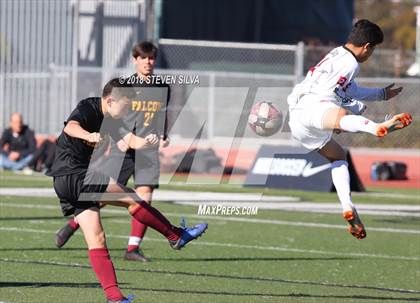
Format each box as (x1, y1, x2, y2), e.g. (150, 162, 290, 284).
(2, 186, 420, 201)
(177, 201, 420, 211)
(110, 216, 420, 235)
(1, 189, 419, 217)
(0, 187, 298, 202)
(0, 226, 418, 262)
(1, 195, 418, 217)
(1, 202, 419, 235)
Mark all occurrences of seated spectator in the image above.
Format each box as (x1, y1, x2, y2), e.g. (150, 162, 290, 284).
(0, 113, 36, 171)
(27, 138, 56, 173)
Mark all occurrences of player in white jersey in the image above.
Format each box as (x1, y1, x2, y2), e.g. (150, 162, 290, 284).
(287, 19, 412, 239)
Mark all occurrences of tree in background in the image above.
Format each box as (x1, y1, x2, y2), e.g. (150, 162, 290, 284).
(355, 0, 417, 50)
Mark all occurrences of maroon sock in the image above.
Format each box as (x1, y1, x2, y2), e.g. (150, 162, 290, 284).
(129, 202, 181, 241)
(68, 218, 79, 231)
(127, 219, 148, 252)
(88, 248, 124, 301)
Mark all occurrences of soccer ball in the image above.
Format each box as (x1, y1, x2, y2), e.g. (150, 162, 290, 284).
(248, 101, 283, 136)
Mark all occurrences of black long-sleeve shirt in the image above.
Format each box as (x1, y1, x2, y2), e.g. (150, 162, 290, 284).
(0, 125, 36, 159)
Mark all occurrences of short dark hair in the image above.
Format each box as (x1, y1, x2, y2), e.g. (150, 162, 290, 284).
(347, 19, 384, 47)
(102, 78, 136, 100)
(132, 41, 158, 59)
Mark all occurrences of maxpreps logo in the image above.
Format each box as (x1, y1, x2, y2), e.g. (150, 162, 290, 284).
(252, 157, 331, 177)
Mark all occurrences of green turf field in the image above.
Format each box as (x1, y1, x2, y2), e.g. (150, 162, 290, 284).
(0, 172, 419, 303)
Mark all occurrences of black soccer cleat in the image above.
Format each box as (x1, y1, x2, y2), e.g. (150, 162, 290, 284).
(124, 248, 149, 262)
(55, 223, 76, 248)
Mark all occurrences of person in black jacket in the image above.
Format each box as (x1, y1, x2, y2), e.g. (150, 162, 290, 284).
(0, 113, 36, 170)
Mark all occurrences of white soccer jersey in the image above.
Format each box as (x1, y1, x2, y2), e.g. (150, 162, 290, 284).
(288, 46, 385, 114)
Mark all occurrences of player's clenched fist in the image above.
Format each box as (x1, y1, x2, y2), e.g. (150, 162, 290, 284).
(86, 132, 101, 143)
(145, 134, 159, 145)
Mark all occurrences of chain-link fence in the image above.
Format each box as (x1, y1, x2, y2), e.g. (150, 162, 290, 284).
(158, 39, 420, 148)
(304, 46, 417, 78)
(3, 48, 420, 148)
(336, 77, 420, 148)
(0, 0, 146, 134)
(158, 39, 303, 78)
(1, 2, 419, 148)
(0, 0, 76, 134)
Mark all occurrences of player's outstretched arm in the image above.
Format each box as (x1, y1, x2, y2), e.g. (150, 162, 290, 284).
(384, 83, 403, 100)
(345, 81, 403, 101)
(64, 120, 101, 142)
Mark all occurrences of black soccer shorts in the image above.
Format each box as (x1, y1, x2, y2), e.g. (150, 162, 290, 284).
(117, 149, 160, 189)
(53, 170, 110, 216)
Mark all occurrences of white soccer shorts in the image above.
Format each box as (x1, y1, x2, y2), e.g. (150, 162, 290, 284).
(288, 94, 340, 150)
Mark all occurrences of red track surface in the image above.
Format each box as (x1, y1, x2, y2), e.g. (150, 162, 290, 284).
(351, 153, 420, 189)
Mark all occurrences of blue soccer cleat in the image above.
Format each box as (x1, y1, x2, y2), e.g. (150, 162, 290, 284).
(107, 294, 134, 303)
(170, 221, 208, 250)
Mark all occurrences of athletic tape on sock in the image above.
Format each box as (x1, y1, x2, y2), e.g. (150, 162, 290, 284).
(128, 236, 141, 246)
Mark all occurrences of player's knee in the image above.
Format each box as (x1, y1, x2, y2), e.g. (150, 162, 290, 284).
(140, 198, 151, 204)
(135, 188, 153, 204)
(335, 110, 348, 129)
(85, 230, 106, 249)
(325, 151, 346, 162)
(127, 202, 140, 214)
(319, 144, 346, 162)
(322, 108, 346, 129)
(95, 230, 106, 247)
(334, 149, 346, 161)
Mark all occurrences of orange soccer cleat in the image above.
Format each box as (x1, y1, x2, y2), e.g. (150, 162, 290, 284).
(343, 209, 366, 240)
(376, 113, 413, 137)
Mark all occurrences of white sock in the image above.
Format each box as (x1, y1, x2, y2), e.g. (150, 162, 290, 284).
(128, 236, 142, 247)
(331, 160, 354, 212)
(339, 115, 377, 135)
